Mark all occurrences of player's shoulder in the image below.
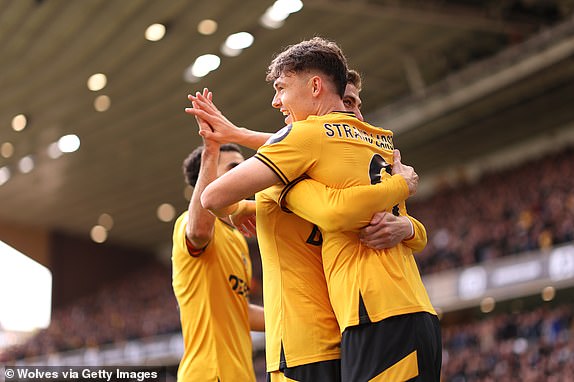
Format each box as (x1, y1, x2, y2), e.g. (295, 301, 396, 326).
(263, 120, 321, 147)
(264, 124, 294, 146)
(352, 116, 392, 134)
(173, 211, 188, 229)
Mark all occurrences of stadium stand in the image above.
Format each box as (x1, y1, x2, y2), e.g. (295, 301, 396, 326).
(1, 3, 573, 382)
(411, 146, 574, 275)
(441, 301, 574, 381)
(0, 264, 180, 362)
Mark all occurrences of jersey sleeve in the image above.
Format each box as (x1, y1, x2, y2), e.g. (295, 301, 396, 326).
(279, 174, 410, 232)
(172, 212, 190, 254)
(172, 212, 209, 257)
(254, 122, 319, 184)
(396, 200, 427, 253)
(403, 215, 427, 253)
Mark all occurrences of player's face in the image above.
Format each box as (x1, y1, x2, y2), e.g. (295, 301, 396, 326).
(217, 151, 244, 178)
(343, 83, 363, 121)
(282, 82, 364, 124)
(271, 72, 316, 125)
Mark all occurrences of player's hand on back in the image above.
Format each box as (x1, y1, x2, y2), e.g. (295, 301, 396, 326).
(359, 212, 412, 249)
(391, 149, 418, 196)
(229, 200, 257, 238)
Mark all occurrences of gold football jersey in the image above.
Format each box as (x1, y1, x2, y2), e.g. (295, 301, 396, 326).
(172, 213, 254, 381)
(256, 112, 436, 332)
(256, 185, 341, 371)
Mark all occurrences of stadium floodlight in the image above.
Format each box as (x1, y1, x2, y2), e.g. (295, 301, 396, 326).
(18, 155, 34, 174)
(274, 0, 303, 15)
(87, 73, 107, 91)
(225, 32, 254, 50)
(191, 54, 221, 78)
(222, 32, 255, 57)
(0, 166, 10, 186)
(260, 0, 303, 29)
(11, 114, 28, 132)
(184, 54, 221, 82)
(58, 134, 81, 153)
(0, 241, 52, 332)
(145, 23, 166, 42)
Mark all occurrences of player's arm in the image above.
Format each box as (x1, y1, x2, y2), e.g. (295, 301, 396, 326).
(201, 156, 281, 217)
(185, 136, 220, 254)
(281, 178, 426, 250)
(280, 175, 410, 232)
(248, 304, 265, 332)
(280, 150, 417, 232)
(403, 215, 427, 253)
(357, 149, 426, 251)
(369, 150, 426, 251)
(186, 91, 271, 150)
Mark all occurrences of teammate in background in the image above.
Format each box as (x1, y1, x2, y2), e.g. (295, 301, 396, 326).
(171, 95, 264, 381)
(197, 37, 440, 381)
(187, 72, 428, 381)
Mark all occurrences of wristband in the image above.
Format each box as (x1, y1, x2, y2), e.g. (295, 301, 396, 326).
(405, 217, 415, 240)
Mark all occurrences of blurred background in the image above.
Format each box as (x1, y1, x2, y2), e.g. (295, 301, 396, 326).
(1, 0, 574, 380)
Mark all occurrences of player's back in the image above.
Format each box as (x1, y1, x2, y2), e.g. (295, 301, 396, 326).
(255, 185, 341, 372)
(292, 112, 435, 331)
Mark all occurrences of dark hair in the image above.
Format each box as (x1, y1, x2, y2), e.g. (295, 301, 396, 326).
(266, 37, 349, 98)
(182, 143, 242, 187)
(347, 69, 362, 92)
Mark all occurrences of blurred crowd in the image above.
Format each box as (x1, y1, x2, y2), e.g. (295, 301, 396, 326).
(442, 303, 574, 381)
(1, 146, 573, 380)
(411, 146, 574, 275)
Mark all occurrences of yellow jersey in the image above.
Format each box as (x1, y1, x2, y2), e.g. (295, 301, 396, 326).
(256, 185, 341, 372)
(172, 212, 254, 381)
(256, 112, 436, 332)
(278, 177, 427, 253)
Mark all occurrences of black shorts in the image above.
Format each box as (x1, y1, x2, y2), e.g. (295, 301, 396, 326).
(267, 359, 341, 382)
(341, 312, 442, 382)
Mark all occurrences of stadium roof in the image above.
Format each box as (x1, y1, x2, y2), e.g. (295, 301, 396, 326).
(1, 0, 574, 255)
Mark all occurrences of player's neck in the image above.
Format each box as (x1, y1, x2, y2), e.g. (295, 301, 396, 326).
(315, 95, 345, 117)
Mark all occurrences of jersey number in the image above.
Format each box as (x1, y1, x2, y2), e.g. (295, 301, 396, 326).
(369, 154, 400, 216)
(306, 224, 323, 246)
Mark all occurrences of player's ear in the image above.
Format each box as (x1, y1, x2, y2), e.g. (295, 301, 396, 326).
(310, 76, 322, 96)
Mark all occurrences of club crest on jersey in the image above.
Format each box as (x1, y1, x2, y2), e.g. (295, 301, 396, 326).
(265, 124, 292, 145)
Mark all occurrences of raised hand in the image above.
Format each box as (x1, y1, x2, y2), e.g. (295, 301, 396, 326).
(186, 88, 242, 144)
(189, 88, 216, 143)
